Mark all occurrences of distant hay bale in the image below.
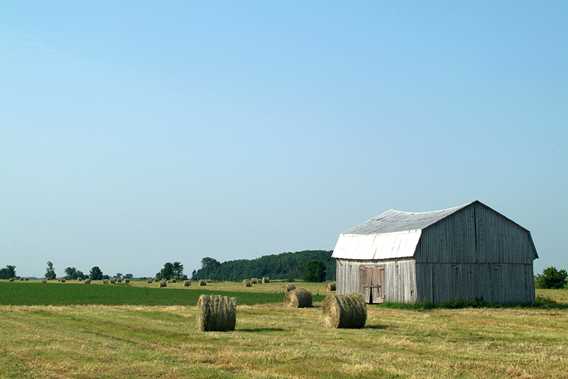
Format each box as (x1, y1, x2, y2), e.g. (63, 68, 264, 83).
(124, 279, 130, 284)
(322, 294, 367, 329)
(197, 295, 237, 332)
(103, 280, 109, 284)
(262, 277, 270, 284)
(160, 280, 167, 288)
(84, 279, 91, 285)
(110, 279, 116, 284)
(41, 279, 47, 284)
(147, 279, 153, 284)
(170, 279, 177, 284)
(184, 280, 192, 287)
(250, 278, 258, 284)
(243, 279, 252, 287)
(60, 279, 66, 283)
(284, 288, 313, 308)
(9, 278, 15, 282)
(283, 283, 296, 293)
(326, 282, 337, 292)
(199, 280, 207, 286)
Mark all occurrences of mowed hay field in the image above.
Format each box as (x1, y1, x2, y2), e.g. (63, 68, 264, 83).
(0, 282, 568, 378)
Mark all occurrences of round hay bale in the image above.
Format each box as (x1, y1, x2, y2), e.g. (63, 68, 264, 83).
(84, 279, 91, 285)
(103, 279, 109, 284)
(262, 277, 270, 284)
(199, 280, 207, 286)
(250, 278, 258, 284)
(170, 279, 177, 284)
(184, 280, 192, 287)
(147, 279, 153, 284)
(124, 279, 130, 284)
(160, 280, 167, 288)
(110, 279, 116, 284)
(243, 279, 252, 287)
(284, 288, 313, 308)
(9, 278, 15, 282)
(60, 279, 66, 283)
(283, 283, 296, 293)
(322, 294, 367, 329)
(326, 282, 337, 292)
(197, 295, 237, 332)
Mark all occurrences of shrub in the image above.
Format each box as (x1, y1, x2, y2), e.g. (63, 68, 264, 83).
(535, 266, 568, 289)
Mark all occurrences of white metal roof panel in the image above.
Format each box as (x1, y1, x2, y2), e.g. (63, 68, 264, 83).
(332, 229, 422, 260)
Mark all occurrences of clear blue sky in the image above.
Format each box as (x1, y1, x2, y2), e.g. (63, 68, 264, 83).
(1, 1, 566, 277)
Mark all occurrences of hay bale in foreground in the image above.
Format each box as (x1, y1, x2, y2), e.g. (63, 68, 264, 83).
(322, 294, 367, 329)
(184, 280, 192, 287)
(160, 280, 167, 288)
(199, 280, 207, 286)
(326, 282, 336, 291)
(262, 277, 270, 284)
(197, 295, 237, 332)
(283, 283, 296, 293)
(243, 279, 252, 287)
(284, 288, 313, 308)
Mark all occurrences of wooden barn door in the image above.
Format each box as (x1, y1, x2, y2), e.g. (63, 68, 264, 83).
(359, 266, 385, 304)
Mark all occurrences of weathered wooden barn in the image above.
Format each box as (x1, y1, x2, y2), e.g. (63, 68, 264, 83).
(332, 201, 538, 304)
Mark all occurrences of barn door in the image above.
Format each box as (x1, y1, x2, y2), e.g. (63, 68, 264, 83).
(359, 266, 385, 304)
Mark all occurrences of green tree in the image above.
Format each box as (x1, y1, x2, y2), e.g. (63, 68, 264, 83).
(304, 260, 327, 282)
(64, 267, 78, 280)
(536, 266, 568, 289)
(89, 266, 104, 280)
(45, 261, 56, 280)
(159, 263, 175, 280)
(173, 262, 184, 279)
(0, 265, 16, 279)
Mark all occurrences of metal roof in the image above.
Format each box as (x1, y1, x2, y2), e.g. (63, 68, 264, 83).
(343, 202, 473, 235)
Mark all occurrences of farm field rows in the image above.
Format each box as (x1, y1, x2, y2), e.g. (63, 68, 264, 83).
(1, 282, 567, 378)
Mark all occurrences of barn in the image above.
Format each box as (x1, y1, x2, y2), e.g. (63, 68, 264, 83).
(332, 201, 538, 305)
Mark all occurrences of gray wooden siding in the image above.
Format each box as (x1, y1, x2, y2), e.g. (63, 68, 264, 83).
(336, 259, 417, 303)
(415, 202, 536, 264)
(415, 263, 534, 304)
(414, 201, 536, 304)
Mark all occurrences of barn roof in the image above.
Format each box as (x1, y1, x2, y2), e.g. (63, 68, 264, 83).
(343, 202, 472, 235)
(332, 200, 537, 261)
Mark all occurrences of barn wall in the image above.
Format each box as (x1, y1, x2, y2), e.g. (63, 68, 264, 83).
(415, 202, 536, 304)
(415, 263, 535, 304)
(336, 259, 417, 303)
(416, 202, 536, 264)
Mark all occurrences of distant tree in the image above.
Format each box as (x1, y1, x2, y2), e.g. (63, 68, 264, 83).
(0, 265, 16, 279)
(201, 257, 220, 270)
(45, 261, 56, 280)
(191, 270, 197, 280)
(115, 273, 123, 280)
(64, 267, 78, 280)
(89, 266, 104, 280)
(304, 261, 326, 282)
(173, 262, 184, 279)
(124, 273, 133, 279)
(159, 263, 175, 280)
(536, 266, 568, 289)
(76, 270, 86, 280)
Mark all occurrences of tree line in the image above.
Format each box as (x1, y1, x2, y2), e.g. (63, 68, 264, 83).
(191, 250, 336, 282)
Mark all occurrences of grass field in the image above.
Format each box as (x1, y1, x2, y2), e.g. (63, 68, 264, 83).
(1, 281, 567, 378)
